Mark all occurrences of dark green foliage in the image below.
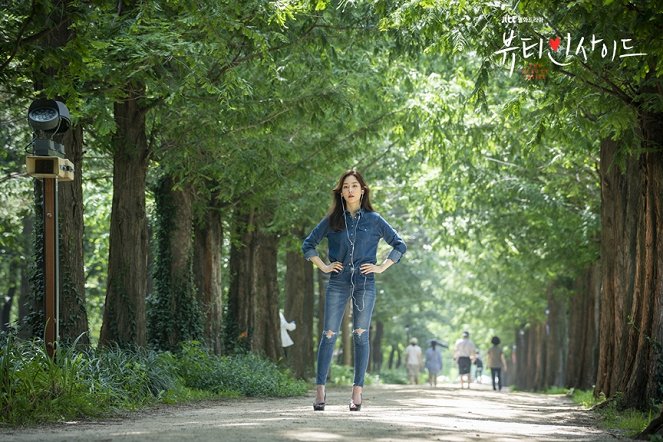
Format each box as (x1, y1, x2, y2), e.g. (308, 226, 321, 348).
(176, 341, 307, 397)
(652, 338, 663, 407)
(372, 369, 408, 385)
(26, 182, 45, 339)
(0, 334, 172, 425)
(0, 335, 306, 426)
(221, 304, 249, 355)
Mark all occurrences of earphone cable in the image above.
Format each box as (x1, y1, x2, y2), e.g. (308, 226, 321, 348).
(341, 194, 366, 312)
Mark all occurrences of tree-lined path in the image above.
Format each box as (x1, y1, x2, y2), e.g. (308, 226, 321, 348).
(1, 0, 661, 437)
(1, 385, 626, 441)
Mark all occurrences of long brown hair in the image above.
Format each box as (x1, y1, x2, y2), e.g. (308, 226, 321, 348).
(327, 170, 374, 231)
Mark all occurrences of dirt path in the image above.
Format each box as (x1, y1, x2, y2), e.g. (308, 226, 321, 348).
(1, 383, 631, 441)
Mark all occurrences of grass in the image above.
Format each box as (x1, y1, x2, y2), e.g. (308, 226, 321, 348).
(560, 388, 656, 438)
(0, 335, 308, 427)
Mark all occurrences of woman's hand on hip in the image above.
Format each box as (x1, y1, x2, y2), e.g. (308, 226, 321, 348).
(324, 261, 343, 273)
(360, 263, 383, 274)
(361, 259, 394, 275)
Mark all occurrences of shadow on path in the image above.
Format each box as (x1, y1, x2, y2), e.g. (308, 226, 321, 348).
(1, 383, 631, 441)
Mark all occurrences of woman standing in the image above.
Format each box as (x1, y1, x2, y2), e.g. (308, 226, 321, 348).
(302, 170, 406, 411)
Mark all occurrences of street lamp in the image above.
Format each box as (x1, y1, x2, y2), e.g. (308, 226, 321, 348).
(26, 99, 74, 181)
(25, 98, 75, 358)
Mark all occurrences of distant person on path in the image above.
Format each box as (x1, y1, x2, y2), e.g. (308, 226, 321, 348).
(302, 170, 407, 411)
(279, 310, 296, 357)
(487, 336, 508, 391)
(405, 337, 424, 384)
(454, 331, 477, 389)
(425, 340, 443, 387)
(474, 350, 483, 383)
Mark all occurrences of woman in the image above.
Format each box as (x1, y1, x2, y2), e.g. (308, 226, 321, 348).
(302, 170, 406, 411)
(425, 340, 443, 387)
(487, 336, 508, 391)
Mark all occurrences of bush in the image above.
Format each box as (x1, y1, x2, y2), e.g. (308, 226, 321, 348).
(0, 335, 307, 426)
(374, 368, 408, 385)
(176, 341, 308, 397)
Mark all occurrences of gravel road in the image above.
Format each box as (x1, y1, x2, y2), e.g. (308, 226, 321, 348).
(0, 383, 630, 441)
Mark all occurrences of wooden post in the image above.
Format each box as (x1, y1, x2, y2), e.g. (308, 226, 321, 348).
(43, 177, 59, 358)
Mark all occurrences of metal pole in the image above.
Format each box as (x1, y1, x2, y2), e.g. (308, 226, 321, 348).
(43, 177, 59, 358)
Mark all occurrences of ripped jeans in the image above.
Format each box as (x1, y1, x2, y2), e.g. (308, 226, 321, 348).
(316, 272, 376, 387)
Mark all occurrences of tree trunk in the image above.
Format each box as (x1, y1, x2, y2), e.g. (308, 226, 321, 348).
(0, 266, 16, 330)
(193, 192, 223, 354)
(564, 264, 601, 390)
(532, 323, 545, 390)
(595, 139, 626, 400)
(621, 112, 663, 408)
(251, 225, 281, 360)
(284, 236, 314, 378)
(226, 208, 253, 353)
(518, 321, 549, 391)
(99, 84, 149, 348)
(147, 176, 201, 350)
(566, 264, 600, 390)
(596, 121, 663, 409)
(544, 282, 568, 389)
(637, 408, 663, 439)
(515, 327, 526, 390)
(341, 301, 352, 366)
(634, 112, 663, 438)
(523, 325, 535, 389)
(371, 320, 384, 372)
(226, 205, 281, 360)
(58, 125, 89, 345)
(28, 181, 46, 339)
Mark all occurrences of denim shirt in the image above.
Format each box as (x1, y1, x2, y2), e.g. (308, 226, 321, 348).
(302, 209, 406, 269)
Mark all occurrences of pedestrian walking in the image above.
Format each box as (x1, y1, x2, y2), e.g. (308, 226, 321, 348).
(405, 337, 424, 384)
(425, 340, 443, 387)
(453, 331, 477, 389)
(487, 336, 508, 391)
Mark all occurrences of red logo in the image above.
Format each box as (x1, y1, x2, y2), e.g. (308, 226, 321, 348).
(549, 36, 561, 51)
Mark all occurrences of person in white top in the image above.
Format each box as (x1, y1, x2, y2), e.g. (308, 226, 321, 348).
(280, 310, 296, 356)
(405, 337, 424, 384)
(453, 331, 477, 389)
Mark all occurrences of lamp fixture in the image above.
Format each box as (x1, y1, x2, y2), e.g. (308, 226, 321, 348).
(26, 98, 74, 181)
(27, 99, 71, 157)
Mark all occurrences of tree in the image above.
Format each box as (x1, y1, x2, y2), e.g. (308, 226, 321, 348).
(284, 232, 315, 378)
(99, 80, 150, 347)
(0, 0, 91, 343)
(566, 264, 600, 390)
(193, 191, 224, 354)
(147, 176, 202, 350)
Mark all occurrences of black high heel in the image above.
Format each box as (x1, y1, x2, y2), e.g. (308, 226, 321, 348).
(313, 393, 326, 411)
(349, 394, 362, 411)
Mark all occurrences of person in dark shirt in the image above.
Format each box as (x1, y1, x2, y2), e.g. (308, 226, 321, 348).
(474, 350, 484, 384)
